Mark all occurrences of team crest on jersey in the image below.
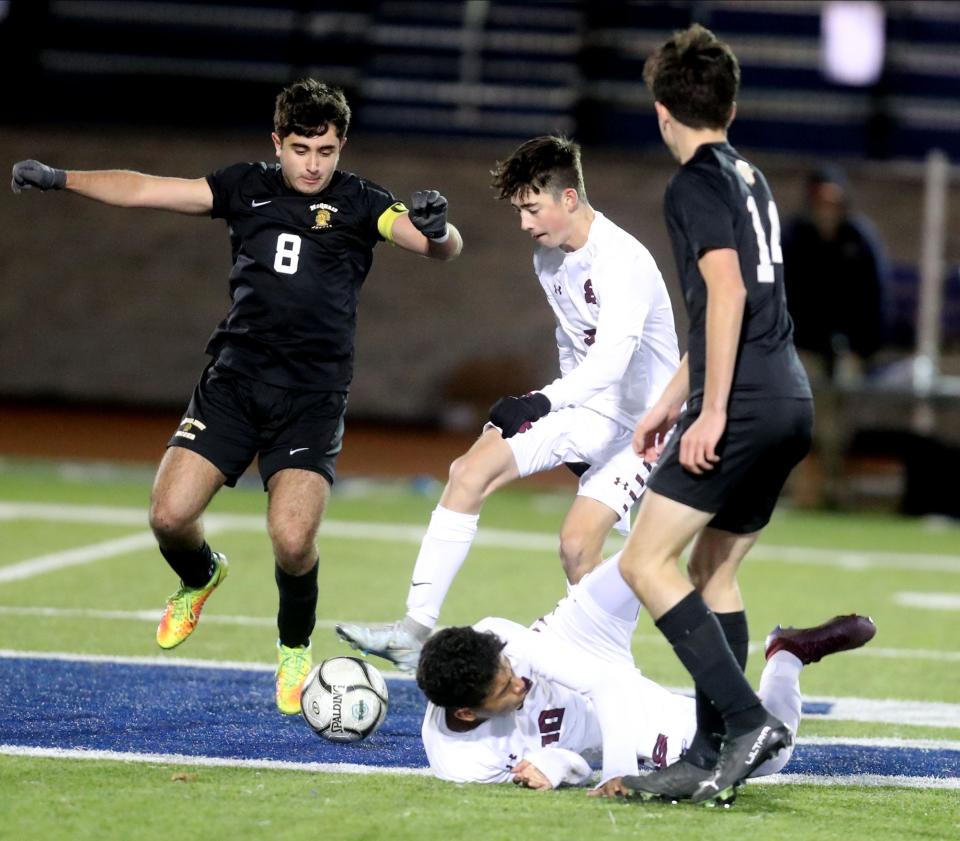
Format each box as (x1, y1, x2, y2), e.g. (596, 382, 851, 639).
(310, 202, 339, 229)
(584, 279, 597, 305)
(174, 417, 206, 441)
(734, 159, 756, 186)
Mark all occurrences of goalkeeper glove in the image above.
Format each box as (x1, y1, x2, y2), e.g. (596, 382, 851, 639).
(489, 393, 551, 438)
(409, 189, 449, 240)
(11, 159, 67, 193)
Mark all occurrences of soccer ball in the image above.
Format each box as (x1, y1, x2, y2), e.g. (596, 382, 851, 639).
(300, 656, 388, 743)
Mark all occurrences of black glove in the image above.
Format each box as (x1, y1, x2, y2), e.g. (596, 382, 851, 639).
(489, 393, 551, 438)
(409, 189, 449, 240)
(11, 159, 67, 194)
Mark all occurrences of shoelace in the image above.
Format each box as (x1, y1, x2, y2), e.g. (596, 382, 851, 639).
(166, 583, 199, 624)
(278, 649, 310, 686)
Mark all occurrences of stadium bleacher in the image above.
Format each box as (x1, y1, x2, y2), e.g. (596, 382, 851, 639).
(4, 0, 958, 160)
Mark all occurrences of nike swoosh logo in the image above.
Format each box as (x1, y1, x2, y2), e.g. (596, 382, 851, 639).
(289, 447, 309, 455)
(410, 581, 431, 587)
(252, 199, 272, 207)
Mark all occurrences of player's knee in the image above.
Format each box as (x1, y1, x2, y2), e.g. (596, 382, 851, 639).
(686, 559, 710, 591)
(271, 530, 317, 572)
(148, 498, 193, 540)
(686, 555, 725, 591)
(446, 452, 489, 500)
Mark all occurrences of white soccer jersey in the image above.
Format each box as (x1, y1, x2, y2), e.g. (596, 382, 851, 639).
(534, 212, 679, 429)
(420, 558, 801, 789)
(421, 617, 697, 788)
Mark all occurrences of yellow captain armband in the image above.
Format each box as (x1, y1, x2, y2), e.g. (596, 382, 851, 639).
(377, 201, 408, 243)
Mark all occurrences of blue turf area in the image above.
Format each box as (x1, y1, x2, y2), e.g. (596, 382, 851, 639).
(2, 656, 958, 781)
(2, 657, 427, 768)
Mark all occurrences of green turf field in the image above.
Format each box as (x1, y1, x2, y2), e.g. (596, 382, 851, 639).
(1, 457, 958, 840)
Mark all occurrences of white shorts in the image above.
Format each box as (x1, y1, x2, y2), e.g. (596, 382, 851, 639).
(491, 407, 654, 535)
(531, 556, 698, 769)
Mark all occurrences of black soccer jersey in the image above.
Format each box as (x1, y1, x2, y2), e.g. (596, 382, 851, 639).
(664, 142, 811, 404)
(204, 162, 406, 390)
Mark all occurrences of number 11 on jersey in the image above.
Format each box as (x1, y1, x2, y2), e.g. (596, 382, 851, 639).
(746, 196, 782, 284)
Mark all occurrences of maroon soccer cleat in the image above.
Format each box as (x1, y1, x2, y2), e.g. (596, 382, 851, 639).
(764, 614, 876, 664)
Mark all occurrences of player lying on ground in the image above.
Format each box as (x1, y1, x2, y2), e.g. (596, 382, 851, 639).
(416, 552, 875, 805)
(10, 79, 462, 715)
(337, 135, 679, 671)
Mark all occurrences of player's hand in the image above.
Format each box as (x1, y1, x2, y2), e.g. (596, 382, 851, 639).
(679, 406, 725, 474)
(587, 776, 630, 798)
(511, 760, 553, 791)
(489, 393, 551, 438)
(409, 189, 449, 239)
(632, 403, 680, 461)
(11, 159, 67, 194)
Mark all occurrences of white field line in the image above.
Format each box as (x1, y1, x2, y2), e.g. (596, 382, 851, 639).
(0, 522, 231, 584)
(2, 606, 956, 664)
(0, 745, 430, 776)
(3, 649, 958, 727)
(1, 501, 959, 572)
(799, 736, 960, 750)
(743, 639, 960, 663)
(1, 745, 956, 789)
(0, 606, 335, 631)
(0, 647, 416, 679)
(0, 647, 283, 674)
(0, 532, 159, 584)
(751, 772, 959, 790)
(895, 592, 960, 610)
(798, 695, 960, 729)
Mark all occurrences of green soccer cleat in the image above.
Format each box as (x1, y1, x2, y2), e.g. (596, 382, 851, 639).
(156, 552, 229, 650)
(276, 641, 313, 715)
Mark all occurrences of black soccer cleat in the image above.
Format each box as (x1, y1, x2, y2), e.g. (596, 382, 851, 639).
(623, 757, 715, 802)
(689, 711, 793, 805)
(764, 614, 876, 665)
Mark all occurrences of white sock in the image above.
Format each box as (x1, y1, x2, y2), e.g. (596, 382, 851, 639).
(405, 505, 479, 629)
(579, 551, 641, 622)
(751, 651, 803, 777)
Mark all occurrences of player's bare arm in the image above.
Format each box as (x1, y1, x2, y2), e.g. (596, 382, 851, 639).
(67, 170, 214, 215)
(11, 160, 213, 215)
(680, 247, 745, 474)
(632, 353, 689, 460)
(390, 189, 463, 261)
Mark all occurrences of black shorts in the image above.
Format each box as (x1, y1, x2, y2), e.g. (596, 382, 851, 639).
(168, 363, 347, 489)
(648, 397, 813, 534)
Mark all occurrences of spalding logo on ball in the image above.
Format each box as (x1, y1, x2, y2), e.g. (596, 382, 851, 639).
(300, 656, 388, 743)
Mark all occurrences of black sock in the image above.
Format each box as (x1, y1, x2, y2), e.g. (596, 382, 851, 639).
(159, 542, 216, 588)
(685, 610, 750, 768)
(656, 592, 764, 738)
(276, 561, 319, 648)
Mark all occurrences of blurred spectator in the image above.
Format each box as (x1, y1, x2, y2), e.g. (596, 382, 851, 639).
(782, 165, 890, 386)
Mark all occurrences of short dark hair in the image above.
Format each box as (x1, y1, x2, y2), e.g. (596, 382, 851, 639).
(643, 24, 740, 130)
(491, 135, 587, 202)
(274, 78, 351, 139)
(416, 626, 506, 709)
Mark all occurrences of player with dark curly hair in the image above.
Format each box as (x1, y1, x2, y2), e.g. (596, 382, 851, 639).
(416, 556, 874, 797)
(11, 78, 462, 715)
(416, 627, 506, 710)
